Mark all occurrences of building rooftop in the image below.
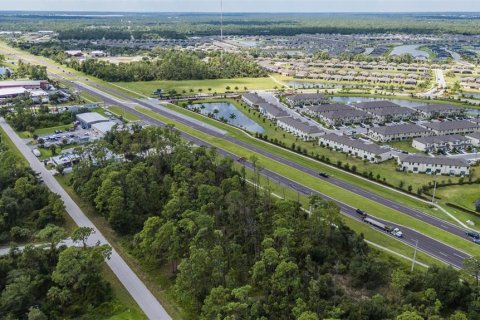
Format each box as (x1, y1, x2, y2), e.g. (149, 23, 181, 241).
(415, 104, 461, 113)
(278, 117, 323, 134)
(367, 106, 416, 116)
(242, 93, 266, 105)
(369, 124, 429, 135)
(399, 154, 469, 167)
(0, 80, 47, 88)
(321, 133, 391, 155)
(322, 109, 369, 120)
(0, 87, 27, 97)
(286, 93, 326, 102)
(306, 103, 353, 114)
(258, 103, 289, 118)
(414, 134, 470, 144)
(354, 101, 400, 110)
(424, 120, 480, 131)
(466, 132, 480, 139)
(76, 112, 109, 124)
(91, 121, 117, 134)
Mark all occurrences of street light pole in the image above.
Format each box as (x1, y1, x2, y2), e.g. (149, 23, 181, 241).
(411, 239, 419, 272)
(431, 177, 437, 203)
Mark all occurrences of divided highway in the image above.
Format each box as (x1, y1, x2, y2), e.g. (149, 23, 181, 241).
(70, 80, 471, 269)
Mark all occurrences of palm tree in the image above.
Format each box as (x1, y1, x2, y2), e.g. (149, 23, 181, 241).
(229, 113, 237, 120)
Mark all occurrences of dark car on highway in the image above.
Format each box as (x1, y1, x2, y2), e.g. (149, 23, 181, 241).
(318, 172, 329, 178)
(467, 231, 480, 239)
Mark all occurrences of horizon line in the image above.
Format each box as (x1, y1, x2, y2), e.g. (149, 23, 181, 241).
(0, 10, 479, 14)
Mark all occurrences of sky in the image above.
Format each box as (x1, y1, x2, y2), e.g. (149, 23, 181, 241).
(1, 0, 480, 13)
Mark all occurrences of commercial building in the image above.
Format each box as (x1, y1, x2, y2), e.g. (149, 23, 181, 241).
(367, 124, 432, 142)
(423, 120, 480, 136)
(0, 80, 49, 90)
(397, 154, 470, 176)
(412, 135, 471, 153)
(285, 93, 328, 107)
(319, 133, 393, 163)
(415, 104, 464, 119)
(76, 112, 109, 129)
(276, 117, 324, 140)
(91, 121, 117, 136)
(0, 87, 27, 99)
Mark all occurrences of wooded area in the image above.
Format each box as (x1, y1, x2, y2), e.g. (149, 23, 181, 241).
(66, 126, 480, 320)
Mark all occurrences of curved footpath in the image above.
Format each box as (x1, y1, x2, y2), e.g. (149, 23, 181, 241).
(0, 118, 171, 320)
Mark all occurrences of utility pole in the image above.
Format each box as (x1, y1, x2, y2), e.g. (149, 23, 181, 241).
(431, 177, 437, 203)
(411, 239, 418, 272)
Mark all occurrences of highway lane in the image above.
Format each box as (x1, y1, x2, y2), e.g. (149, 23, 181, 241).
(0, 118, 172, 320)
(66, 81, 471, 269)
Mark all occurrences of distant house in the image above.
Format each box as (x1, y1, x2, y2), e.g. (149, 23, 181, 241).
(412, 135, 471, 153)
(276, 117, 324, 141)
(352, 101, 400, 112)
(65, 50, 84, 58)
(397, 154, 470, 176)
(90, 50, 106, 57)
(319, 109, 370, 126)
(285, 93, 328, 107)
(319, 133, 393, 163)
(367, 124, 432, 142)
(415, 104, 464, 119)
(366, 106, 417, 123)
(29, 89, 49, 104)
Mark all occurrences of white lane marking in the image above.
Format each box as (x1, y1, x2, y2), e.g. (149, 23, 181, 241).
(439, 251, 448, 257)
(454, 253, 465, 259)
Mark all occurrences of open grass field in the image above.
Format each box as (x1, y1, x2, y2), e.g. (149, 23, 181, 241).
(18, 124, 73, 139)
(107, 105, 142, 122)
(116, 77, 279, 97)
(436, 184, 479, 212)
(387, 139, 422, 154)
(136, 105, 480, 258)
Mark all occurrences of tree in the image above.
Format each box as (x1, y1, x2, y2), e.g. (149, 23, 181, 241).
(71, 227, 95, 248)
(27, 307, 48, 320)
(396, 311, 424, 320)
(464, 256, 480, 288)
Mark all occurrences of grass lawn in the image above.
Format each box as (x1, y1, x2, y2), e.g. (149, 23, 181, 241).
(386, 139, 421, 154)
(136, 106, 480, 258)
(0, 127, 27, 164)
(116, 77, 279, 97)
(436, 184, 480, 212)
(19, 124, 74, 139)
(107, 106, 141, 121)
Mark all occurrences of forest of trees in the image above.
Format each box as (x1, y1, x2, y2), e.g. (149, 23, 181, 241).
(0, 226, 113, 319)
(18, 46, 267, 82)
(0, 132, 64, 243)
(66, 126, 480, 320)
(14, 60, 48, 81)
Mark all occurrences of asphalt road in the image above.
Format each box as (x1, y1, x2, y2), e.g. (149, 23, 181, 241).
(67, 81, 472, 269)
(5, 48, 473, 268)
(0, 118, 172, 320)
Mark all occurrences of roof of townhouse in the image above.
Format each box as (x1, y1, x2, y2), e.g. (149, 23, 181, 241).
(413, 134, 470, 144)
(321, 133, 391, 155)
(242, 93, 266, 105)
(471, 118, 480, 125)
(322, 109, 369, 120)
(399, 154, 469, 167)
(353, 100, 400, 110)
(258, 103, 289, 118)
(369, 124, 429, 135)
(306, 103, 354, 113)
(423, 120, 480, 131)
(366, 106, 417, 116)
(286, 93, 326, 102)
(466, 132, 480, 139)
(415, 104, 460, 112)
(278, 117, 323, 134)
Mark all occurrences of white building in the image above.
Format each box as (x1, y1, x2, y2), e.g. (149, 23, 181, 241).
(466, 132, 480, 147)
(258, 103, 289, 120)
(76, 112, 109, 128)
(276, 117, 324, 141)
(397, 154, 470, 176)
(91, 121, 117, 136)
(415, 104, 464, 119)
(319, 133, 393, 163)
(367, 124, 432, 142)
(29, 89, 49, 104)
(412, 135, 471, 152)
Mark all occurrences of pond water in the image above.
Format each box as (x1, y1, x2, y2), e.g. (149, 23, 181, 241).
(390, 44, 429, 58)
(189, 102, 264, 133)
(462, 92, 480, 99)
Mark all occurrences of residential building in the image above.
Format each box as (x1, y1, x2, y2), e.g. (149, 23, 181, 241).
(76, 112, 109, 129)
(415, 104, 464, 119)
(466, 132, 480, 147)
(366, 106, 417, 123)
(397, 154, 470, 176)
(285, 93, 328, 107)
(305, 103, 352, 117)
(276, 117, 324, 140)
(367, 124, 432, 142)
(258, 103, 289, 120)
(29, 89, 49, 104)
(319, 133, 393, 163)
(319, 109, 370, 126)
(242, 93, 266, 107)
(412, 135, 471, 152)
(423, 120, 480, 136)
(352, 100, 400, 111)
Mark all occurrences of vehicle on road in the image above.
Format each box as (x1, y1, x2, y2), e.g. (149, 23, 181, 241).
(32, 149, 41, 157)
(356, 208, 366, 217)
(363, 216, 403, 238)
(467, 231, 480, 239)
(473, 238, 480, 245)
(319, 172, 329, 178)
